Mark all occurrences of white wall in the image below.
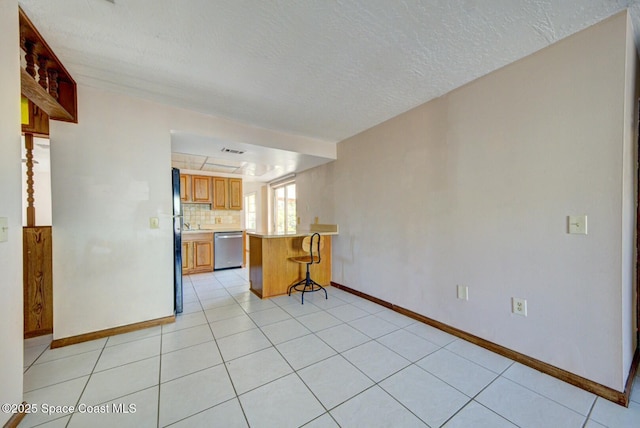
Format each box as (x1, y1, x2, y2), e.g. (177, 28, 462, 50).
(50, 87, 175, 337)
(0, 0, 24, 424)
(50, 85, 334, 339)
(297, 12, 636, 392)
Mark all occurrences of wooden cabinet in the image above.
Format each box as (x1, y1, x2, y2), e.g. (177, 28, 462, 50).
(213, 177, 243, 210)
(193, 240, 213, 272)
(213, 177, 227, 210)
(229, 178, 243, 210)
(249, 234, 332, 298)
(192, 175, 212, 203)
(180, 174, 241, 209)
(182, 232, 214, 274)
(179, 174, 190, 202)
(181, 241, 191, 271)
(24, 226, 53, 338)
(179, 174, 212, 203)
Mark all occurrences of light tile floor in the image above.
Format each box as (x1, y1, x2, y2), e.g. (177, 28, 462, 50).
(20, 268, 640, 427)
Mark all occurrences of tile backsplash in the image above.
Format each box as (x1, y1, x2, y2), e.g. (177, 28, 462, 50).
(183, 204, 241, 229)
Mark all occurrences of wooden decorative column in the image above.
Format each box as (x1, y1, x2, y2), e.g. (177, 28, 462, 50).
(24, 133, 35, 227)
(23, 133, 53, 337)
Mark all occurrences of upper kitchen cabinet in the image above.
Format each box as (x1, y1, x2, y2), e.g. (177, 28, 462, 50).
(180, 174, 212, 203)
(192, 175, 213, 203)
(213, 177, 243, 210)
(179, 174, 190, 202)
(213, 177, 227, 210)
(229, 178, 242, 210)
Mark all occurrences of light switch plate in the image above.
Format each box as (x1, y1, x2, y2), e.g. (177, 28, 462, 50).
(457, 285, 468, 300)
(568, 215, 587, 234)
(149, 217, 159, 229)
(0, 217, 7, 242)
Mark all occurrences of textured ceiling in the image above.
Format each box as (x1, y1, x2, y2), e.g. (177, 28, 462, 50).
(17, 0, 640, 142)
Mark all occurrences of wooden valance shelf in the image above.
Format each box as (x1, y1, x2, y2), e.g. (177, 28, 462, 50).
(21, 69, 74, 121)
(19, 7, 77, 123)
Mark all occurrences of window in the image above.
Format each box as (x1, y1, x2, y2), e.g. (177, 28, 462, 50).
(273, 181, 296, 234)
(244, 192, 256, 231)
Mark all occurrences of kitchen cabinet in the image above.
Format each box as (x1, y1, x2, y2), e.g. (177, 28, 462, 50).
(179, 174, 190, 202)
(229, 178, 243, 210)
(213, 177, 227, 210)
(179, 174, 241, 209)
(179, 174, 212, 203)
(182, 232, 214, 274)
(181, 241, 191, 271)
(192, 175, 213, 203)
(213, 177, 243, 210)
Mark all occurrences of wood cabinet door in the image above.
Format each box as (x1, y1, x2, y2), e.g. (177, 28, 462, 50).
(179, 174, 190, 202)
(181, 241, 192, 272)
(229, 178, 243, 210)
(213, 177, 228, 209)
(193, 240, 213, 272)
(192, 175, 212, 203)
(24, 227, 53, 338)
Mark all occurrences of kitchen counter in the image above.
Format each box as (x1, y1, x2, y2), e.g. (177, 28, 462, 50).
(182, 229, 214, 235)
(247, 230, 338, 239)
(248, 229, 336, 299)
(183, 228, 243, 234)
(248, 223, 338, 239)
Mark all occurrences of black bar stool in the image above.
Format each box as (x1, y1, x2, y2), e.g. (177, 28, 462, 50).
(288, 233, 328, 304)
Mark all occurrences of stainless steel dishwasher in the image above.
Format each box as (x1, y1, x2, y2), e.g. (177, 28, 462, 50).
(214, 231, 244, 270)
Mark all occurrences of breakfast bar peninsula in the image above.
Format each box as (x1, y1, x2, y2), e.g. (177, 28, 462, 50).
(247, 226, 338, 299)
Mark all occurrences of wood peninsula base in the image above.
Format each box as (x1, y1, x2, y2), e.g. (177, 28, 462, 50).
(248, 233, 333, 299)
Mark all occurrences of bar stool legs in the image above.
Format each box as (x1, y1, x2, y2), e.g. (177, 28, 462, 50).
(287, 269, 327, 304)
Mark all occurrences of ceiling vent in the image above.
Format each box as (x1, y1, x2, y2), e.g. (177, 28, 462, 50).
(221, 147, 245, 155)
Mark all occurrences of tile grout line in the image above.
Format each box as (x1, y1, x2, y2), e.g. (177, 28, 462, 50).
(262, 293, 426, 424)
(66, 335, 110, 427)
(23, 342, 50, 373)
(498, 367, 597, 420)
(437, 361, 518, 428)
(203, 278, 253, 427)
(156, 311, 168, 428)
(254, 299, 342, 426)
(581, 395, 599, 428)
(158, 275, 236, 427)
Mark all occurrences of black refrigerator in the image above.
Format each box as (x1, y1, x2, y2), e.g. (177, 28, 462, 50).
(172, 168, 183, 314)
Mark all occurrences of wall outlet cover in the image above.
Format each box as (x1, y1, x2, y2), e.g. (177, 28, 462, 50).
(149, 217, 159, 229)
(512, 297, 527, 316)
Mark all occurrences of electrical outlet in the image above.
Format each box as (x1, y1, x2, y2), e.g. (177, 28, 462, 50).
(215, 217, 222, 224)
(512, 297, 527, 316)
(149, 217, 159, 229)
(457, 285, 468, 300)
